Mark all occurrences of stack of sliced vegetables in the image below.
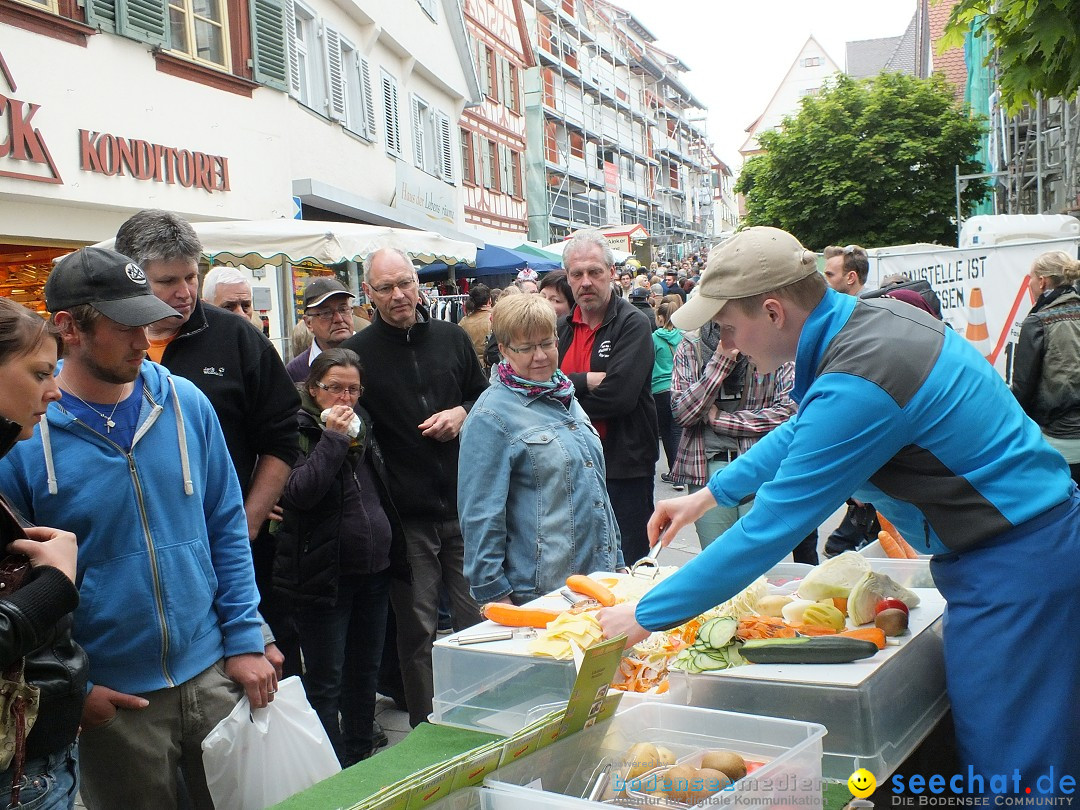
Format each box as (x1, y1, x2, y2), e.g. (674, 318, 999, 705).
(672, 617, 745, 673)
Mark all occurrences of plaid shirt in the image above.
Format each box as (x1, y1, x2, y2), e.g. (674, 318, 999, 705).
(668, 334, 795, 486)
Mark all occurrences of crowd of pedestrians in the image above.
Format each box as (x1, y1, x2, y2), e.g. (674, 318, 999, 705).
(0, 217, 1077, 806)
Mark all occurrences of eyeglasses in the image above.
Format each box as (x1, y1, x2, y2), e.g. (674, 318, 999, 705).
(368, 278, 417, 296)
(314, 381, 363, 397)
(307, 305, 353, 322)
(505, 338, 558, 355)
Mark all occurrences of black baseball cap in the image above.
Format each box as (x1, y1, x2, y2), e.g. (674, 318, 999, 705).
(303, 277, 353, 309)
(45, 247, 181, 327)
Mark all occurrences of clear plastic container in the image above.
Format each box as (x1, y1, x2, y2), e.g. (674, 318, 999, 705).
(483, 704, 824, 810)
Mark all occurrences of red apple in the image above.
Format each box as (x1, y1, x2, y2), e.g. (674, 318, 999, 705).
(875, 598, 909, 616)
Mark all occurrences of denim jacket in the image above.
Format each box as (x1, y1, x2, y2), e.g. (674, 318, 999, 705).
(458, 380, 623, 604)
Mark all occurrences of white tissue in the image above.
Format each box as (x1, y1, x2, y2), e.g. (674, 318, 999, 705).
(320, 408, 362, 438)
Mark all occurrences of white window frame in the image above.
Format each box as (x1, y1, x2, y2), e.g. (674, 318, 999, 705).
(337, 38, 376, 140)
(168, 0, 231, 69)
(286, 0, 322, 109)
(417, 0, 437, 21)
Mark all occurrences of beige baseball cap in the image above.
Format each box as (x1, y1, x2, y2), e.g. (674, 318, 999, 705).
(672, 227, 818, 330)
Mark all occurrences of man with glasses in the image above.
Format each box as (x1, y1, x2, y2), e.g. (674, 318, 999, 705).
(823, 244, 869, 295)
(340, 247, 487, 727)
(114, 209, 301, 676)
(559, 231, 658, 564)
(286, 277, 359, 383)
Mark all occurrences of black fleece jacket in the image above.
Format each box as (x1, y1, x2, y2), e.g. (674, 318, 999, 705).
(340, 306, 488, 520)
(557, 295, 659, 479)
(159, 301, 300, 492)
(0, 418, 87, 762)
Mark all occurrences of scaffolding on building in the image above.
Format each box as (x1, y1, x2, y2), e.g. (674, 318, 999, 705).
(521, 0, 713, 258)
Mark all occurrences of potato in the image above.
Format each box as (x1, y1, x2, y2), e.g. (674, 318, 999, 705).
(625, 743, 660, 779)
(700, 750, 747, 782)
(875, 608, 909, 637)
(663, 764, 697, 803)
(656, 745, 677, 766)
(756, 595, 793, 617)
(691, 768, 732, 803)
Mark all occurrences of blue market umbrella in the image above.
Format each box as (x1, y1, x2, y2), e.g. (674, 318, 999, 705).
(419, 244, 561, 280)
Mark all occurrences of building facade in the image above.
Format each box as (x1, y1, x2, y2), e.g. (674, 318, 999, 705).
(1, 0, 480, 344)
(518, 0, 711, 259)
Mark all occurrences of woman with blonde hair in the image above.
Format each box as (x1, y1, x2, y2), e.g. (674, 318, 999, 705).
(458, 294, 622, 605)
(1012, 250, 1080, 483)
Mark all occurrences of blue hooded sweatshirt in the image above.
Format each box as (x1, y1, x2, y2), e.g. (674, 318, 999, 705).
(0, 360, 264, 693)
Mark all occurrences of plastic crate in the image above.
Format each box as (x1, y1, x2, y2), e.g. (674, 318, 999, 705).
(483, 703, 825, 810)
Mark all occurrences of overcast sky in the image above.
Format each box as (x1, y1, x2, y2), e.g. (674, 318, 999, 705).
(610, 0, 918, 168)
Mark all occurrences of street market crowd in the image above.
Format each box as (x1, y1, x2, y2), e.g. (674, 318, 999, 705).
(0, 211, 1077, 808)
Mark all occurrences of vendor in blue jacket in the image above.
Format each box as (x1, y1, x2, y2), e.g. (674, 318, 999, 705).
(0, 247, 275, 810)
(598, 227, 1080, 791)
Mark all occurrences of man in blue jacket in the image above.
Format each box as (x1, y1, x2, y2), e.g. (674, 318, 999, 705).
(0, 247, 275, 809)
(598, 227, 1080, 792)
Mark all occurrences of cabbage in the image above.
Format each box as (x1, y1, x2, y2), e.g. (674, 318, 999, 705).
(848, 572, 921, 625)
(796, 551, 872, 601)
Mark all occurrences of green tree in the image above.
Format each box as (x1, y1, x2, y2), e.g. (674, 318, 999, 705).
(734, 72, 988, 250)
(943, 0, 1080, 112)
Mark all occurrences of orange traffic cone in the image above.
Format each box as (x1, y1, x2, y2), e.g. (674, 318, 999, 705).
(965, 287, 992, 361)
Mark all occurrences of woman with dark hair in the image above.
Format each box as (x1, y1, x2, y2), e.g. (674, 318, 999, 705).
(0, 298, 88, 809)
(652, 302, 684, 491)
(1012, 250, 1080, 484)
(538, 270, 574, 319)
(273, 348, 407, 765)
(458, 284, 493, 366)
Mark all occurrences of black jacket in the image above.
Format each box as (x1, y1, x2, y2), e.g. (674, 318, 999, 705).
(273, 398, 408, 606)
(1012, 285, 1080, 438)
(557, 296, 659, 479)
(160, 301, 300, 493)
(339, 306, 489, 519)
(0, 418, 87, 762)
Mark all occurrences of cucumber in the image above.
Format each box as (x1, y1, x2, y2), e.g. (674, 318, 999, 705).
(693, 652, 729, 671)
(702, 617, 738, 649)
(740, 636, 879, 664)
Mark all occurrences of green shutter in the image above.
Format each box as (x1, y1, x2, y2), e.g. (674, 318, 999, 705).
(249, 0, 289, 91)
(83, 0, 118, 34)
(117, 0, 169, 46)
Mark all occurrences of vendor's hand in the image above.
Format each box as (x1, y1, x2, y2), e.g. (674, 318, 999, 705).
(11, 526, 79, 584)
(597, 603, 650, 648)
(648, 488, 717, 548)
(81, 684, 149, 730)
(267, 503, 284, 523)
(419, 406, 466, 441)
(225, 653, 278, 709)
(324, 404, 355, 435)
(585, 372, 606, 391)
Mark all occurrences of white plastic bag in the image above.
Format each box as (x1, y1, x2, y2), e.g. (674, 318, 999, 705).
(201, 675, 341, 810)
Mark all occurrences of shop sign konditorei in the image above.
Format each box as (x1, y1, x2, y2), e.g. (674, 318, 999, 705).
(1, 48, 229, 194)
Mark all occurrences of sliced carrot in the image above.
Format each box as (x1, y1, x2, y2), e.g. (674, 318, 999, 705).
(840, 627, 887, 650)
(566, 574, 617, 607)
(482, 603, 562, 628)
(738, 615, 797, 640)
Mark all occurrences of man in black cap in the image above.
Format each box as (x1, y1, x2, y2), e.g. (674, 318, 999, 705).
(285, 276, 359, 383)
(114, 210, 301, 676)
(0, 247, 275, 809)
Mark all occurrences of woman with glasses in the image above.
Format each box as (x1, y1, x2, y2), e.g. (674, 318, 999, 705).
(273, 348, 407, 765)
(458, 295, 622, 606)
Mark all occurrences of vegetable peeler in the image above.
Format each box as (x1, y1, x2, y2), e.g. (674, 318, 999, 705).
(629, 542, 662, 579)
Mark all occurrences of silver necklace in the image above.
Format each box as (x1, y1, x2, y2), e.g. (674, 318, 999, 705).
(59, 376, 128, 434)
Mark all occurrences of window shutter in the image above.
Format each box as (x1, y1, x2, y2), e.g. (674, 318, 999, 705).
(472, 131, 483, 186)
(323, 24, 346, 120)
(283, 0, 302, 97)
(382, 73, 400, 156)
(477, 42, 489, 96)
(510, 150, 522, 198)
(411, 96, 425, 169)
(248, 0, 289, 91)
(359, 55, 376, 139)
(118, 0, 169, 46)
(481, 141, 492, 189)
(436, 112, 453, 182)
(83, 0, 117, 33)
(499, 58, 511, 109)
(499, 144, 513, 194)
(418, 0, 437, 20)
